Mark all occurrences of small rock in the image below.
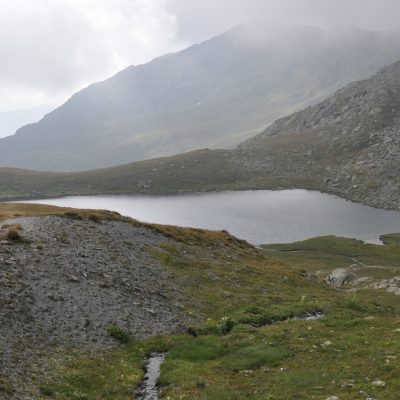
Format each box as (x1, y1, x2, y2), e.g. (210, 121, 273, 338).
(341, 382, 354, 389)
(325, 396, 339, 400)
(68, 274, 79, 282)
(372, 379, 386, 388)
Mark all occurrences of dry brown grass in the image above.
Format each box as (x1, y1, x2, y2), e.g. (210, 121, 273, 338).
(0, 203, 124, 223)
(1, 223, 23, 230)
(0, 203, 72, 222)
(6, 228, 22, 241)
(0, 203, 250, 249)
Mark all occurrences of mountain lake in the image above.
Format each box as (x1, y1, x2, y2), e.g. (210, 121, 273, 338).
(23, 189, 400, 245)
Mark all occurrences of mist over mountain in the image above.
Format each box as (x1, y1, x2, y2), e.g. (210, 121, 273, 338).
(2, 23, 400, 171)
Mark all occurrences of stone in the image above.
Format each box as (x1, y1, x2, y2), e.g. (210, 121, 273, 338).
(68, 274, 80, 282)
(340, 382, 354, 389)
(372, 379, 386, 388)
(325, 268, 354, 288)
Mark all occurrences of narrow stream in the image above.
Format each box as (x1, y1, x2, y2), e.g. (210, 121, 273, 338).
(294, 312, 325, 321)
(136, 353, 165, 400)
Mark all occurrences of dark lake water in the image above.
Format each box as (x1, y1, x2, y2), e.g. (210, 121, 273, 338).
(25, 190, 400, 245)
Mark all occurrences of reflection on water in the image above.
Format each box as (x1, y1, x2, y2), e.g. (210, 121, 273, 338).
(25, 190, 400, 244)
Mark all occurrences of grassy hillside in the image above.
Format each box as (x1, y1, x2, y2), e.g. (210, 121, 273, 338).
(1, 203, 400, 399)
(0, 150, 247, 200)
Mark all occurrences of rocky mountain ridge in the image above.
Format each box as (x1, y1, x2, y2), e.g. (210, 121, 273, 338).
(236, 60, 400, 209)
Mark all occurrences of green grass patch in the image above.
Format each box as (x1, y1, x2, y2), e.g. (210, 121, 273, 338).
(221, 344, 291, 371)
(107, 324, 130, 344)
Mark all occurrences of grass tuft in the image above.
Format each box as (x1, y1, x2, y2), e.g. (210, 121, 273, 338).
(221, 344, 292, 371)
(107, 324, 130, 344)
(6, 228, 22, 242)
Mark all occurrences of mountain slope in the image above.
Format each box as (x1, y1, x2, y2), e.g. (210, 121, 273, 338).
(236, 59, 400, 208)
(1, 60, 400, 210)
(0, 105, 51, 138)
(2, 204, 400, 399)
(3, 24, 400, 171)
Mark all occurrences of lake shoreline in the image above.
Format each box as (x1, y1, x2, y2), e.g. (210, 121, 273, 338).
(19, 189, 400, 245)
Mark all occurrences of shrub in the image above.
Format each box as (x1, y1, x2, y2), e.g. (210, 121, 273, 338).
(195, 318, 236, 336)
(64, 211, 82, 220)
(88, 214, 101, 223)
(7, 228, 21, 242)
(107, 324, 130, 343)
(39, 384, 55, 397)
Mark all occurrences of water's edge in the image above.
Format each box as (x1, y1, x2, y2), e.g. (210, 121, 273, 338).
(20, 190, 400, 245)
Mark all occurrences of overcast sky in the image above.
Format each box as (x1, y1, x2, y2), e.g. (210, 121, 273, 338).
(1, 0, 400, 117)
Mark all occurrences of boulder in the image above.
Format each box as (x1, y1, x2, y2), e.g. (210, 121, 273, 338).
(325, 268, 354, 288)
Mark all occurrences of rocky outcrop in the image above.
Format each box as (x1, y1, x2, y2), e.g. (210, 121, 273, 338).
(235, 60, 400, 210)
(325, 268, 354, 288)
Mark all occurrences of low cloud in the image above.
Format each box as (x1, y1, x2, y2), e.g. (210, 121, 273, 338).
(171, 0, 400, 43)
(0, 0, 186, 111)
(2, 0, 400, 112)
